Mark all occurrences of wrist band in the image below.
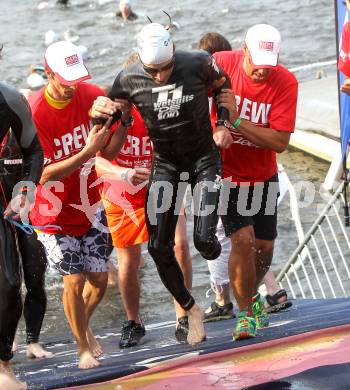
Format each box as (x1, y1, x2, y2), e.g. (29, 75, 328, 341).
(232, 117, 242, 129)
(121, 115, 134, 128)
(121, 168, 135, 184)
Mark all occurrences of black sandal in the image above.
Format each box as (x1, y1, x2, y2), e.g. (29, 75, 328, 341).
(265, 289, 292, 313)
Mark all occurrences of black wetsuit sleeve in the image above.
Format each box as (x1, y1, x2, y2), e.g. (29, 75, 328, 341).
(103, 71, 132, 125)
(201, 53, 231, 121)
(1, 85, 43, 188)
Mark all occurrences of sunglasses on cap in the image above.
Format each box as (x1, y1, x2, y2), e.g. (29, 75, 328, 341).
(142, 57, 175, 76)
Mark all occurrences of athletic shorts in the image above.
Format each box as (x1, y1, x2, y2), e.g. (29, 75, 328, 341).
(37, 208, 112, 276)
(103, 200, 148, 248)
(221, 173, 279, 241)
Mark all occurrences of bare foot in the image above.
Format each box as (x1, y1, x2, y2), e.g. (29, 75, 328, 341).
(78, 350, 101, 370)
(26, 343, 54, 359)
(187, 304, 206, 346)
(86, 328, 103, 357)
(12, 336, 18, 353)
(0, 361, 27, 389)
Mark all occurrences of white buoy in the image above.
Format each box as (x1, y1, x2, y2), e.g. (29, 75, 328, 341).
(27, 73, 46, 90)
(45, 30, 59, 46)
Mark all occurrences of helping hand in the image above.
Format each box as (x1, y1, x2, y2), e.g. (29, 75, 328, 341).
(213, 125, 233, 149)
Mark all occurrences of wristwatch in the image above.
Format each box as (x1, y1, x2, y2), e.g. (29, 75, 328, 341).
(215, 119, 234, 131)
(121, 115, 134, 128)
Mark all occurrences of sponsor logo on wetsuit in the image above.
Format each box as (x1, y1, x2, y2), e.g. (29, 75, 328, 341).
(3, 159, 22, 165)
(152, 84, 194, 120)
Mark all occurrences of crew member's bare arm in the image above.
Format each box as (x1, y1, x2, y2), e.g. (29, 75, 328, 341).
(39, 120, 111, 184)
(218, 89, 291, 153)
(97, 123, 129, 160)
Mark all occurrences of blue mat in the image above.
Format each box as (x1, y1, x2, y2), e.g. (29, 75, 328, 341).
(15, 298, 350, 389)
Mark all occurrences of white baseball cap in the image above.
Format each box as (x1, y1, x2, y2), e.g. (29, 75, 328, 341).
(137, 23, 173, 65)
(245, 24, 281, 68)
(45, 41, 91, 86)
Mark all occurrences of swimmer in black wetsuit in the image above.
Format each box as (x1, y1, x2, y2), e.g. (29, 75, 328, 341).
(0, 82, 43, 389)
(90, 23, 233, 346)
(1, 130, 52, 360)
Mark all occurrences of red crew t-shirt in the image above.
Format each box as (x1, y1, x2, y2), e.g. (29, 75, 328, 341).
(102, 106, 152, 209)
(30, 82, 104, 236)
(339, 21, 350, 77)
(212, 50, 298, 184)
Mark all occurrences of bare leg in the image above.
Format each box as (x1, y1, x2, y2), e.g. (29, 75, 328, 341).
(229, 226, 256, 311)
(255, 239, 274, 287)
(186, 304, 205, 346)
(0, 361, 27, 389)
(63, 273, 100, 369)
(213, 283, 231, 306)
(117, 245, 142, 322)
(83, 272, 108, 358)
(107, 261, 119, 286)
(11, 337, 18, 353)
(173, 214, 192, 323)
(263, 270, 281, 296)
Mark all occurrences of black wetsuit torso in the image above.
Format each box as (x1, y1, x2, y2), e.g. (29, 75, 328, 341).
(110, 50, 221, 164)
(0, 82, 43, 361)
(109, 50, 228, 310)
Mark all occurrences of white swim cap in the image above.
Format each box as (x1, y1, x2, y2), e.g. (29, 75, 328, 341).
(27, 73, 46, 90)
(137, 23, 173, 65)
(120, 0, 131, 6)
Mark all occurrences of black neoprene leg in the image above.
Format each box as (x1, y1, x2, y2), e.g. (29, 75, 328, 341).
(0, 218, 22, 361)
(146, 158, 195, 311)
(191, 151, 221, 260)
(17, 229, 47, 345)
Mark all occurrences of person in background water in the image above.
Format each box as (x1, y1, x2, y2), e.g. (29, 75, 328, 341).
(29, 41, 115, 370)
(0, 46, 44, 390)
(116, 0, 138, 21)
(90, 23, 233, 346)
(213, 24, 298, 340)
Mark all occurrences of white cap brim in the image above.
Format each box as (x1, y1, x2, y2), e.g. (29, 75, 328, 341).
(250, 50, 278, 68)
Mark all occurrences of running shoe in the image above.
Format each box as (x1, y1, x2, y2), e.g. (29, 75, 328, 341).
(252, 293, 269, 329)
(174, 316, 189, 343)
(119, 320, 146, 348)
(233, 310, 256, 340)
(204, 301, 235, 322)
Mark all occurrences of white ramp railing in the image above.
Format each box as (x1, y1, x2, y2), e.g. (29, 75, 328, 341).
(276, 181, 350, 299)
